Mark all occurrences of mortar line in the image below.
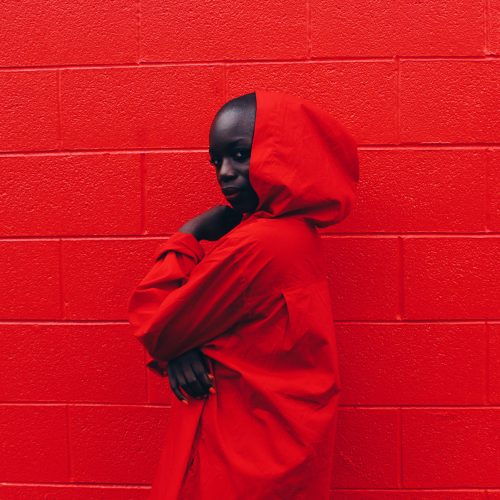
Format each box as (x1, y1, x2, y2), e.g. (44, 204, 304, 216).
(1, 401, 499, 409)
(485, 148, 491, 230)
(485, 321, 490, 405)
(484, 0, 490, 55)
(0, 480, 150, 489)
(398, 236, 405, 320)
(306, 0, 312, 59)
(223, 63, 228, 102)
(1, 232, 499, 241)
(58, 238, 64, 319)
(0, 319, 497, 325)
(330, 488, 492, 493)
(136, 0, 142, 63)
(0, 55, 498, 71)
(139, 152, 146, 234)
(1, 144, 499, 157)
(398, 407, 403, 488)
(56, 70, 63, 150)
(65, 403, 72, 482)
(396, 56, 401, 144)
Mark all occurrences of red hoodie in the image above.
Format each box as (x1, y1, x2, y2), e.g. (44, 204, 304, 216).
(128, 89, 359, 499)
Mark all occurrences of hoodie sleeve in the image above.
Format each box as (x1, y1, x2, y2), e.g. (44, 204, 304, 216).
(128, 230, 267, 371)
(128, 231, 205, 376)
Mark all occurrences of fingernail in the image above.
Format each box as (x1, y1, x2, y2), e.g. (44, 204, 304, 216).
(182, 399, 189, 405)
(209, 387, 216, 394)
(208, 374, 214, 380)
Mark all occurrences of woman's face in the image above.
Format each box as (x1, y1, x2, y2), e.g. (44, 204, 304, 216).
(209, 106, 259, 214)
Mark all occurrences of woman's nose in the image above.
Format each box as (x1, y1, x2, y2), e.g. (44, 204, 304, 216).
(219, 157, 236, 178)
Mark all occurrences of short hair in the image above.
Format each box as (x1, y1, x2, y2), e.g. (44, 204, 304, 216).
(215, 92, 256, 122)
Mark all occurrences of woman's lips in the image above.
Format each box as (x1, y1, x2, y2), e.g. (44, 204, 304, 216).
(223, 187, 246, 201)
(225, 190, 241, 201)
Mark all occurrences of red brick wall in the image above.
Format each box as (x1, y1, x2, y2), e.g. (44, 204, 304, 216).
(0, 1, 498, 498)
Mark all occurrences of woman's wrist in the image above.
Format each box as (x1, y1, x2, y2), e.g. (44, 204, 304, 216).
(178, 225, 203, 241)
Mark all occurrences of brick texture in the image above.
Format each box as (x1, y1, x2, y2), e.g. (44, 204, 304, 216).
(310, 0, 485, 57)
(0, 71, 59, 152)
(60, 66, 225, 149)
(144, 152, 226, 234)
(0, 0, 137, 67)
(332, 409, 400, 488)
(0, 154, 141, 236)
(141, 0, 308, 62)
(0, 0, 497, 496)
(403, 237, 500, 320)
(61, 238, 161, 320)
(227, 62, 397, 145)
(0, 241, 60, 319)
(68, 405, 169, 484)
(0, 324, 147, 403)
(401, 409, 500, 487)
(335, 323, 487, 405)
(0, 406, 69, 482)
(0, 486, 148, 500)
(400, 61, 500, 144)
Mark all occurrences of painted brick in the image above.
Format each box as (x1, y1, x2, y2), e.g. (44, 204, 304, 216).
(141, 0, 307, 62)
(226, 62, 397, 145)
(68, 405, 168, 484)
(0, 154, 141, 236)
(489, 150, 500, 231)
(0, 0, 137, 67)
(0, 405, 68, 482)
(0, 71, 58, 152)
(332, 409, 399, 488)
(331, 492, 486, 500)
(61, 238, 161, 320)
(311, 0, 484, 57)
(489, 323, 500, 404)
(400, 61, 500, 144)
(148, 369, 172, 405)
(403, 237, 500, 320)
(0, 241, 60, 319)
(0, 485, 148, 500)
(323, 237, 400, 320)
(402, 409, 500, 487)
(335, 323, 487, 405)
(60, 66, 224, 150)
(0, 324, 147, 403)
(332, 149, 488, 233)
(145, 152, 226, 234)
(490, 0, 500, 54)
(0, 0, 497, 493)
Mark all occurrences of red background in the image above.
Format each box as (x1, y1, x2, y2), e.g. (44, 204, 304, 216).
(0, 1, 499, 498)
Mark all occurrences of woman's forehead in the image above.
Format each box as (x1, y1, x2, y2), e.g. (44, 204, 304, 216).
(209, 107, 254, 146)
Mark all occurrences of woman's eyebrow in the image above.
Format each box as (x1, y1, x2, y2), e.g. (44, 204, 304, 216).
(209, 139, 250, 154)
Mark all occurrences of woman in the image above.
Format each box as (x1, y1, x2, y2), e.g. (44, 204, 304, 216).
(128, 89, 359, 499)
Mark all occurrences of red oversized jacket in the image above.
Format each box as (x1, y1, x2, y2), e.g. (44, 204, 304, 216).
(128, 89, 359, 499)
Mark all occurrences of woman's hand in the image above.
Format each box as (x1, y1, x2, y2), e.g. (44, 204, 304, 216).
(167, 348, 216, 404)
(178, 205, 243, 241)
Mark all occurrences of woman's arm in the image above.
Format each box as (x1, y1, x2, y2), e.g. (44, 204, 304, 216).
(130, 231, 205, 376)
(130, 205, 243, 376)
(128, 231, 271, 364)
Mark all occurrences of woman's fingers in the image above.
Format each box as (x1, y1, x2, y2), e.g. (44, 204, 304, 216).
(167, 363, 190, 404)
(167, 349, 216, 402)
(193, 354, 216, 395)
(180, 356, 207, 399)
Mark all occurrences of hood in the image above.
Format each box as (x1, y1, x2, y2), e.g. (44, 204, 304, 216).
(240, 90, 359, 228)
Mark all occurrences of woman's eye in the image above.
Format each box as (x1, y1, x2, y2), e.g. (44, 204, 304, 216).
(234, 150, 249, 161)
